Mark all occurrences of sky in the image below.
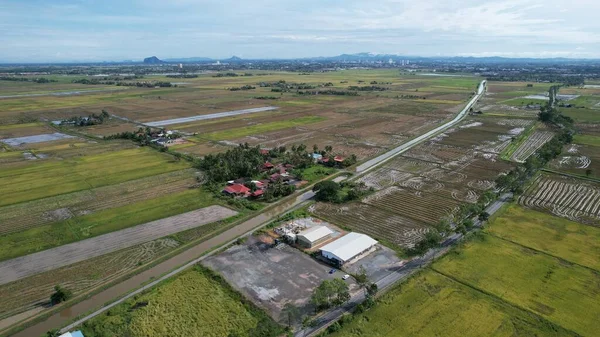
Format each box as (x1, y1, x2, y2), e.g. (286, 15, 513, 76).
(1, 0, 600, 62)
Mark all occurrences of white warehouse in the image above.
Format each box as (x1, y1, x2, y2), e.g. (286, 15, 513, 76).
(297, 225, 333, 248)
(320, 232, 378, 266)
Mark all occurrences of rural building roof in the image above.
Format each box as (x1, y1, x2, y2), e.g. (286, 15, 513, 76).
(312, 153, 323, 159)
(320, 233, 377, 263)
(59, 332, 85, 337)
(263, 162, 274, 169)
(297, 225, 333, 243)
(260, 149, 270, 155)
(251, 189, 264, 197)
(223, 184, 250, 194)
(334, 156, 344, 162)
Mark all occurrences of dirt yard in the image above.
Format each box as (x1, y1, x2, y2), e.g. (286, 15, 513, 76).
(202, 236, 358, 322)
(0, 205, 237, 285)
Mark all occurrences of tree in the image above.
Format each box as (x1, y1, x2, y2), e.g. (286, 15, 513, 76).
(50, 285, 72, 305)
(355, 266, 369, 295)
(313, 144, 319, 153)
(478, 211, 490, 222)
(313, 180, 340, 202)
(46, 330, 60, 337)
(282, 302, 301, 328)
(325, 145, 333, 153)
(310, 279, 350, 311)
(586, 169, 593, 177)
(366, 283, 378, 298)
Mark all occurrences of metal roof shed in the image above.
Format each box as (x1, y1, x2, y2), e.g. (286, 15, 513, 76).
(320, 233, 377, 264)
(297, 226, 333, 248)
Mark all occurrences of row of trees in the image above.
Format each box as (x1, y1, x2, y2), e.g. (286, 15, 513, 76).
(61, 110, 110, 126)
(0, 76, 56, 83)
(310, 279, 350, 311)
(312, 180, 373, 203)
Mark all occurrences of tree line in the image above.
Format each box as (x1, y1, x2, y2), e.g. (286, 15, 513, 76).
(0, 76, 56, 83)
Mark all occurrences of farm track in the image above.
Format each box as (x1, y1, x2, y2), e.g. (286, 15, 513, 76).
(0, 205, 237, 285)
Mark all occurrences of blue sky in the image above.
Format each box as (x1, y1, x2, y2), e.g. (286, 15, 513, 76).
(1, 0, 599, 62)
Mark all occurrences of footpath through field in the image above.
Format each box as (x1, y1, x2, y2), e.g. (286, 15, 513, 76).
(9, 81, 485, 337)
(295, 193, 512, 337)
(355, 80, 486, 174)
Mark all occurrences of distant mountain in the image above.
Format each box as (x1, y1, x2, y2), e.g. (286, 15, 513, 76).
(164, 56, 213, 63)
(143, 56, 164, 64)
(224, 55, 242, 62)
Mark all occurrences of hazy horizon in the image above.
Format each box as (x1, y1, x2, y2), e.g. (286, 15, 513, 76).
(1, 0, 599, 63)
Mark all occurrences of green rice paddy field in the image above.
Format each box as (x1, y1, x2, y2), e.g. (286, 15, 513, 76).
(330, 204, 600, 337)
(80, 266, 283, 337)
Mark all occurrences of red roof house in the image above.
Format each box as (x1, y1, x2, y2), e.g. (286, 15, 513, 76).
(262, 162, 274, 170)
(222, 184, 250, 196)
(334, 156, 344, 162)
(260, 149, 270, 155)
(250, 189, 264, 198)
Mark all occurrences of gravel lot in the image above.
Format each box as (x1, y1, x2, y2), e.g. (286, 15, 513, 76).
(203, 236, 357, 322)
(344, 244, 404, 283)
(0, 205, 237, 285)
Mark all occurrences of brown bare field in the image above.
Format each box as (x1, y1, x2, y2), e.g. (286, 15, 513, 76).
(315, 114, 517, 249)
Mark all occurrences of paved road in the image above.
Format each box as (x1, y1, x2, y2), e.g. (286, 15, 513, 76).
(355, 80, 486, 174)
(295, 192, 511, 337)
(143, 106, 278, 127)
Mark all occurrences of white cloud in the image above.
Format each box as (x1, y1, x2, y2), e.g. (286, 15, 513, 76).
(1, 0, 600, 62)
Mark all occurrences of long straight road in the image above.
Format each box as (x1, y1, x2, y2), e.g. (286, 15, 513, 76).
(356, 80, 486, 174)
(8, 80, 485, 337)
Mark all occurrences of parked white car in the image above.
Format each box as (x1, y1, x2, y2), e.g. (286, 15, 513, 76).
(342, 274, 350, 280)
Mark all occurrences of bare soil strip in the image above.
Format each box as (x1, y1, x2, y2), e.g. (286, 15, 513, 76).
(0, 133, 75, 146)
(143, 106, 279, 127)
(0, 205, 237, 285)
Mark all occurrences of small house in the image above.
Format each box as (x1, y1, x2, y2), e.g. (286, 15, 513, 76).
(222, 184, 250, 197)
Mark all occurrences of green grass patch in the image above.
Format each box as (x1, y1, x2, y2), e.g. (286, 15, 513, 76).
(0, 147, 188, 207)
(573, 134, 600, 147)
(329, 270, 575, 337)
(486, 204, 600, 271)
(560, 107, 600, 123)
(81, 266, 283, 337)
(502, 98, 548, 106)
(0, 188, 216, 261)
(499, 122, 538, 160)
(198, 115, 326, 141)
(296, 165, 337, 183)
(433, 233, 600, 336)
